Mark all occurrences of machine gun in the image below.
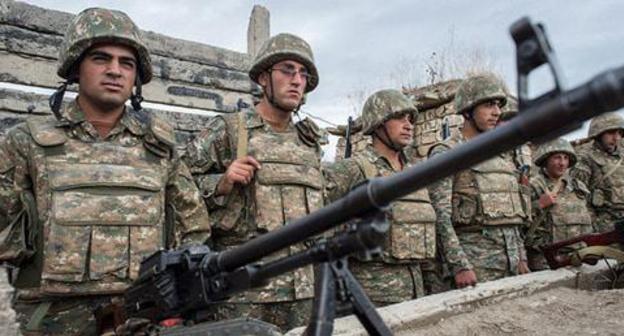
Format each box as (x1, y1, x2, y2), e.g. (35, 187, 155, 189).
(108, 17, 624, 335)
(541, 226, 624, 270)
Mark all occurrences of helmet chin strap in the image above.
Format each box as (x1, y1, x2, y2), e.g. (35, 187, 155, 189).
(374, 125, 403, 152)
(464, 110, 488, 133)
(130, 75, 144, 111)
(265, 71, 304, 113)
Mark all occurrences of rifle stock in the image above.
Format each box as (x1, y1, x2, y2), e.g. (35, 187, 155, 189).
(540, 228, 624, 269)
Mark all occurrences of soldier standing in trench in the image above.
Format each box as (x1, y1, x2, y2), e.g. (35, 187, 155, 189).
(428, 74, 531, 287)
(183, 33, 324, 332)
(324, 89, 442, 305)
(0, 8, 210, 335)
(525, 138, 594, 270)
(572, 113, 624, 233)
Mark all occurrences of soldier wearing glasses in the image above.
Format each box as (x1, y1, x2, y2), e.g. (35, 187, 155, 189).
(183, 33, 323, 331)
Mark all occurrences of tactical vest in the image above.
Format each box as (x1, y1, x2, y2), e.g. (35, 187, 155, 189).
(356, 155, 437, 261)
(588, 150, 624, 209)
(26, 116, 172, 295)
(220, 112, 323, 302)
(452, 155, 527, 228)
(548, 185, 593, 242)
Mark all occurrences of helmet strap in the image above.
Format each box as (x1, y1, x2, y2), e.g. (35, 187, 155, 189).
(49, 80, 72, 121)
(264, 70, 302, 113)
(374, 125, 402, 152)
(131, 76, 144, 111)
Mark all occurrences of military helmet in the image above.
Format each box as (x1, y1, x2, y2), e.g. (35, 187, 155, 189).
(58, 7, 153, 84)
(500, 95, 518, 121)
(588, 112, 624, 139)
(249, 33, 319, 92)
(361, 89, 418, 135)
(534, 138, 577, 167)
(454, 74, 508, 115)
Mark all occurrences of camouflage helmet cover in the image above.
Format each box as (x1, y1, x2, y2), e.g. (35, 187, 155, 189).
(249, 33, 319, 92)
(58, 7, 153, 83)
(588, 112, 624, 139)
(454, 74, 508, 115)
(534, 138, 577, 168)
(362, 89, 418, 135)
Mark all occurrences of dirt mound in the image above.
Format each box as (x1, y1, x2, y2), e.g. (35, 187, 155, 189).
(401, 287, 624, 336)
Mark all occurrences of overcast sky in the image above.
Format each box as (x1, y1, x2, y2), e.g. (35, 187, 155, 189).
(23, 0, 624, 156)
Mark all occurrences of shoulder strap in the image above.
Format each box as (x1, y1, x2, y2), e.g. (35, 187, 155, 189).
(149, 116, 176, 149)
(596, 156, 624, 187)
(236, 112, 249, 159)
(26, 117, 66, 147)
(354, 156, 378, 180)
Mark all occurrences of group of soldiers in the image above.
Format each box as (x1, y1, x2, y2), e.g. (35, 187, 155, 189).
(0, 6, 623, 336)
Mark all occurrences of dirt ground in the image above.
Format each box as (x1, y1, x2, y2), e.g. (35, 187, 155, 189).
(400, 287, 624, 336)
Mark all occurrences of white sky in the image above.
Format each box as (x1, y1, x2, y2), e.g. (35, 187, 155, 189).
(21, 0, 624, 158)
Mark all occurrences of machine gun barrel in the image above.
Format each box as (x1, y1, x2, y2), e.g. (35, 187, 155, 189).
(217, 65, 624, 274)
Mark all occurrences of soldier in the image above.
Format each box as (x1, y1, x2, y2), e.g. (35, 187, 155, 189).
(525, 138, 593, 270)
(572, 112, 624, 233)
(324, 89, 439, 304)
(428, 74, 531, 287)
(183, 33, 323, 331)
(0, 8, 211, 335)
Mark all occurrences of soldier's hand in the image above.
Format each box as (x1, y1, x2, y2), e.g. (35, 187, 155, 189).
(518, 260, 531, 274)
(538, 192, 557, 209)
(454, 269, 477, 288)
(217, 156, 261, 195)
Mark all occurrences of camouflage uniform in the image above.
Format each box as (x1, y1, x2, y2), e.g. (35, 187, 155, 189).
(526, 139, 593, 270)
(324, 90, 438, 304)
(573, 113, 624, 233)
(428, 75, 529, 283)
(0, 8, 210, 335)
(183, 33, 322, 332)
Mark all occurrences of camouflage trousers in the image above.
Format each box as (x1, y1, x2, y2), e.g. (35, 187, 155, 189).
(457, 226, 524, 282)
(209, 299, 312, 333)
(350, 261, 425, 306)
(13, 294, 117, 336)
(420, 259, 451, 295)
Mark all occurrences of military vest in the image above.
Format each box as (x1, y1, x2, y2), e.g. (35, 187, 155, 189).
(26, 115, 173, 295)
(355, 154, 437, 261)
(587, 148, 624, 209)
(452, 154, 528, 228)
(547, 183, 593, 241)
(219, 112, 323, 302)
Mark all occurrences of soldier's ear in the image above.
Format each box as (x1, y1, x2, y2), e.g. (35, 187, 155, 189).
(258, 71, 269, 88)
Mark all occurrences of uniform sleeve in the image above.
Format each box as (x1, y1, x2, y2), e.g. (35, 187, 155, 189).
(166, 155, 211, 246)
(182, 117, 233, 210)
(322, 158, 366, 203)
(428, 145, 473, 275)
(570, 151, 594, 189)
(0, 126, 33, 231)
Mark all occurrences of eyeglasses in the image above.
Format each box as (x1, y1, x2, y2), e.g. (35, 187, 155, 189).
(270, 65, 315, 82)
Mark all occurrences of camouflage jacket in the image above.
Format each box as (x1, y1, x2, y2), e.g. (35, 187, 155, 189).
(573, 141, 624, 212)
(324, 144, 437, 262)
(428, 132, 528, 275)
(527, 170, 593, 248)
(183, 110, 324, 303)
(0, 101, 210, 296)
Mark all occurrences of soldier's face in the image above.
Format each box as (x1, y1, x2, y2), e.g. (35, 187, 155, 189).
(381, 113, 414, 148)
(599, 129, 623, 153)
(545, 152, 570, 178)
(472, 99, 503, 132)
(77, 44, 138, 111)
(259, 60, 307, 111)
